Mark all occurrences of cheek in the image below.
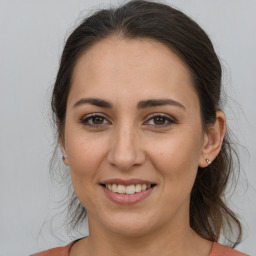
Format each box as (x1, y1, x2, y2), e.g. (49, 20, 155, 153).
(65, 132, 108, 209)
(64, 126, 108, 183)
(149, 127, 203, 183)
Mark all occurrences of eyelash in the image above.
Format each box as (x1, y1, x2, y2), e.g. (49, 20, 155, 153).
(80, 113, 176, 129)
(145, 113, 176, 128)
(80, 113, 109, 128)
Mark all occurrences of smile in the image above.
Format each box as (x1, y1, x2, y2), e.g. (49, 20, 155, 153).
(100, 180, 156, 204)
(103, 184, 153, 194)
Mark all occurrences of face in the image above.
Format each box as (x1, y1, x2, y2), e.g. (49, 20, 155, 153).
(62, 37, 207, 237)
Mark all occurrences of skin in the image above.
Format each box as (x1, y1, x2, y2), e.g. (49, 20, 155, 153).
(61, 37, 226, 256)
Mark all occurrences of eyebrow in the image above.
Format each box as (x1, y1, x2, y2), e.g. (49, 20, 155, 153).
(137, 99, 186, 110)
(73, 97, 186, 110)
(73, 98, 113, 109)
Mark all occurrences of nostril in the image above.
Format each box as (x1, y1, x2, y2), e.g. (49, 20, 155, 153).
(107, 142, 146, 171)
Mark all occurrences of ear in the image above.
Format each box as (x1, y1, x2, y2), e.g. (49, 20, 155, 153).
(199, 110, 226, 168)
(59, 139, 70, 166)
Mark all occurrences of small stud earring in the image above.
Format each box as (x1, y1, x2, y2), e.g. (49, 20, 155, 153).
(206, 159, 212, 165)
(62, 154, 68, 161)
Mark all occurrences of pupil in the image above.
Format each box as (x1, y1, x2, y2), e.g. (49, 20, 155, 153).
(93, 116, 103, 124)
(154, 117, 165, 125)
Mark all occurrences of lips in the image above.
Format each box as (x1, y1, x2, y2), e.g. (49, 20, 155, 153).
(100, 179, 156, 204)
(103, 184, 152, 194)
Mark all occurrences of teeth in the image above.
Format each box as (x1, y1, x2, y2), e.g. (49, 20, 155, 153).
(117, 185, 126, 194)
(126, 185, 135, 194)
(105, 184, 153, 194)
(141, 184, 147, 191)
(135, 184, 142, 193)
(112, 184, 118, 193)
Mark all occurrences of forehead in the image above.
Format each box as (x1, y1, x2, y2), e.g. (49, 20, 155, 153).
(69, 37, 198, 109)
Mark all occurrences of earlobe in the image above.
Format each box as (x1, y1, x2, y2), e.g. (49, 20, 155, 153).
(62, 154, 69, 166)
(199, 111, 226, 168)
(60, 141, 69, 166)
(61, 151, 69, 166)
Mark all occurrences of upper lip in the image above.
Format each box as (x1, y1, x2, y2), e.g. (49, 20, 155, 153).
(100, 178, 156, 186)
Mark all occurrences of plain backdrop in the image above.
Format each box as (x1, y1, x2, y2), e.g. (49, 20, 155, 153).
(0, 0, 255, 255)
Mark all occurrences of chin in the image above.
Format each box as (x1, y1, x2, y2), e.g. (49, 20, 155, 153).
(99, 212, 157, 237)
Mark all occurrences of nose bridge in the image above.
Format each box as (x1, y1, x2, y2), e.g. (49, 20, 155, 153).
(118, 123, 136, 151)
(108, 121, 145, 170)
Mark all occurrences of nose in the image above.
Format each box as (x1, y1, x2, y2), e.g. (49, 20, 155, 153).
(107, 125, 146, 171)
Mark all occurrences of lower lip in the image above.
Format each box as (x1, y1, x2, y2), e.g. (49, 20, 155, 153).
(102, 186, 155, 205)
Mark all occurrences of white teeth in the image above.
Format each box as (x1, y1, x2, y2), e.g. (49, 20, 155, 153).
(141, 184, 147, 191)
(117, 184, 126, 194)
(135, 184, 142, 193)
(112, 184, 118, 193)
(105, 183, 153, 194)
(126, 185, 136, 194)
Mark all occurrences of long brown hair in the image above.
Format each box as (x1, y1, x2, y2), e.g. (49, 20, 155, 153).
(51, 0, 242, 246)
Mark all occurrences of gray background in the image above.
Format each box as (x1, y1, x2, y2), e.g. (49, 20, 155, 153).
(0, 0, 255, 255)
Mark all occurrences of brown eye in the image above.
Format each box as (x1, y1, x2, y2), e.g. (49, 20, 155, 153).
(92, 116, 104, 124)
(145, 113, 175, 128)
(81, 114, 109, 127)
(153, 116, 166, 125)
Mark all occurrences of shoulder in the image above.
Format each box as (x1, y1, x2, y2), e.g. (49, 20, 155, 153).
(210, 242, 248, 256)
(30, 242, 74, 256)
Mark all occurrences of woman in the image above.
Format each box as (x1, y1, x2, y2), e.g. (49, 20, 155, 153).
(32, 0, 248, 255)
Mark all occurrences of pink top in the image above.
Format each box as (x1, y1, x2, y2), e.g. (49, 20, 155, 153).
(31, 242, 248, 256)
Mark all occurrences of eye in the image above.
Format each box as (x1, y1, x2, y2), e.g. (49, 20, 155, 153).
(145, 113, 175, 128)
(80, 113, 110, 128)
